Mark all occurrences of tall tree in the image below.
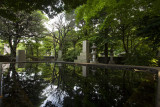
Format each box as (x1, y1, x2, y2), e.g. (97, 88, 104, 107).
(50, 12, 75, 59)
(0, 11, 47, 61)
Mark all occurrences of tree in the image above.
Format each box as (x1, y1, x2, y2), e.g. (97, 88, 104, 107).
(137, 15, 160, 51)
(0, 11, 47, 61)
(73, 0, 160, 65)
(62, 30, 82, 61)
(0, 0, 87, 20)
(50, 12, 75, 59)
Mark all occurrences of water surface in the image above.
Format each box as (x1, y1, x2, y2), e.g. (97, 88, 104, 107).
(0, 63, 157, 107)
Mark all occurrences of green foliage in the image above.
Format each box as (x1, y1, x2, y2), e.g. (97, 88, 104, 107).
(41, 36, 54, 56)
(1, 0, 159, 66)
(63, 47, 81, 61)
(0, 39, 4, 54)
(0, 0, 62, 19)
(124, 42, 157, 66)
(137, 16, 160, 50)
(72, 0, 160, 66)
(0, 0, 86, 20)
(75, 0, 117, 24)
(0, 10, 47, 60)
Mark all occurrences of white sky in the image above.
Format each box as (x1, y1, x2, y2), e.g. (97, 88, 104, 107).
(44, 12, 66, 32)
(44, 17, 57, 32)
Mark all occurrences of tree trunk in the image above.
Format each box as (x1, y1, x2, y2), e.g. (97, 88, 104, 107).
(10, 45, 17, 62)
(8, 36, 19, 62)
(73, 41, 76, 57)
(122, 28, 128, 54)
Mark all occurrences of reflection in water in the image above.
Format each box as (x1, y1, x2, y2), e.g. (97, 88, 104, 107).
(91, 67, 96, 75)
(0, 63, 157, 107)
(82, 66, 88, 77)
(17, 63, 25, 68)
(0, 63, 2, 107)
(40, 85, 67, 107)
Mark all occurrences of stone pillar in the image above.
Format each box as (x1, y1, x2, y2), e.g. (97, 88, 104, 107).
(83, 40, 89, 53)
(16, 50, 26, 68)
(16, 50, 26, 62)
(82, 40, 89, 62)
(57, 50, 63, 61)
(74, 40, 89, 63)
(109, 48, 115, 64)
(58, 63, 62, 67)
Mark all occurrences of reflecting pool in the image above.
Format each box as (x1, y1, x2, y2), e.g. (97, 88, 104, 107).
(0, 63, 158, 107)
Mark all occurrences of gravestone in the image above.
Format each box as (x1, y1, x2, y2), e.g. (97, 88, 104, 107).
(57, 50, 63, 61)
(16, 50, 26, 62)
(109, 48, 115, 64)
(74, 40, 89, 63)
(16, 50, 26, 68)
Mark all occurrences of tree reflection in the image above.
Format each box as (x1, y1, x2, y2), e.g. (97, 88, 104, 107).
(3, 63, 47, 107)
(1, 63, 157, 107)
(48, 65, 157, 107)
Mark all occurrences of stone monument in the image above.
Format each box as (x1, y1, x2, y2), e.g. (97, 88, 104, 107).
(57, 50, 63, 61)
(109, 48, 115, 64)
(74, 40, 89, 63)
(16, 50, 26, 68)
(16, 50, 26, 62)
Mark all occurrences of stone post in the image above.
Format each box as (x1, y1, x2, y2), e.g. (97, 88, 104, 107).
(74, 40, 89, 63)
(83, 40, 89, 54)
(16, 50, 26, 62)
(16, 50, 26, 68)
(57, 50, 63, 61)
(109, 48, 115, 64)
